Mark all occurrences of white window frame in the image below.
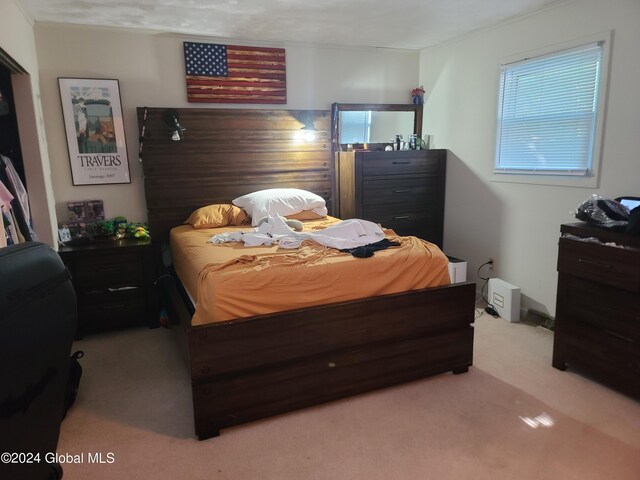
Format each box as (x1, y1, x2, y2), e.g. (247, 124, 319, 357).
(492, 32, 611, 188)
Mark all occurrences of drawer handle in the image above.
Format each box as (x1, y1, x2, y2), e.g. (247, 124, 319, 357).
(393, 215, 411, 220)
(95, 266, 121, 274)
(392, 189, 411, 193)
(108, 286, 140, 292)
(392, 161, 411, 164)
(99, 303, 127, 310)
(577, 258, 613, 269)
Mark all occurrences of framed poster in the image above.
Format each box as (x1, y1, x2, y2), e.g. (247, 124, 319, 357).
(58, 77, 131, 185)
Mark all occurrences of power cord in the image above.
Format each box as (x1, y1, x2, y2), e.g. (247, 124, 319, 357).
(477, 260, 500, 318)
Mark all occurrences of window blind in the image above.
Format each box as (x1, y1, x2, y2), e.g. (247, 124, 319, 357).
(495, 43, 602, 175)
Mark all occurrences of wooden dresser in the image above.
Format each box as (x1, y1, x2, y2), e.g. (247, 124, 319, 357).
(337, 149, 446, 247)
(553, 223, 640, 399)
(58, 238, 157, 337)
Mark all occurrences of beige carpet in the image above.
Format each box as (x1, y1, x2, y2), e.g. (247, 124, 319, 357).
(56, 312, 640, 479)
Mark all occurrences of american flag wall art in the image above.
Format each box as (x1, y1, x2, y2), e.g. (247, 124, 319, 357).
(184, 42, 287, 104)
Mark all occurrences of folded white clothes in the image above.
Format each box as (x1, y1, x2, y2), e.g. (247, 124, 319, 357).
(208, 214, 386, 250)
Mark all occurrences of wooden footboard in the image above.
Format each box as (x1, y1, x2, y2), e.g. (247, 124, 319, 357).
(163, 278, 475, 440)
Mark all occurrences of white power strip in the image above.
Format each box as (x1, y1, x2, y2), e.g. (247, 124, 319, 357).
(488, 278, 521, 322)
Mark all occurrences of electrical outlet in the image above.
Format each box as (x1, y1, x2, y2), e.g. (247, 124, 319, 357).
(488, 257, 494, 268)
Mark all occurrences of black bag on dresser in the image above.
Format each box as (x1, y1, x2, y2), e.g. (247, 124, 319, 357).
(0, 242, 77, 480)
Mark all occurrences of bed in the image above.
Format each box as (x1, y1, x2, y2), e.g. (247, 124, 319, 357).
(138, 107, 476, 440)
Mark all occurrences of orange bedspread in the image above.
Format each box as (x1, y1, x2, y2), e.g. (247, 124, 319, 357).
(170, 217, 451, 325)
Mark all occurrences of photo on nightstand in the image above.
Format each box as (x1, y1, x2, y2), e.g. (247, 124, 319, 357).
(58, 227, 72, 243)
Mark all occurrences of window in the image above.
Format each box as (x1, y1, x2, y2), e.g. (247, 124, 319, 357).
(339, 110, 372, 144)
(495, 40, 607, 183)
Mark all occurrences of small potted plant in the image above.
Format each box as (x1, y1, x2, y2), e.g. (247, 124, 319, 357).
(87, 220, 115, 241)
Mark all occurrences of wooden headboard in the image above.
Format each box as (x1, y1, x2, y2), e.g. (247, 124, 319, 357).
(137, 107, 332, 242)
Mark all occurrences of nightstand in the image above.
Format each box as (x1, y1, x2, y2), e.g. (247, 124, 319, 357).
(58, 238, 157, 337)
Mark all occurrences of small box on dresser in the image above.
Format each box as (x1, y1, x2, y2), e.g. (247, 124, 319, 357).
(58, 238, 157, 337)
(553, 223, 640, 399)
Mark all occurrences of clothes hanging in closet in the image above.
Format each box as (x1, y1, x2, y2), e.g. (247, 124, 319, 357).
(0, 154, 35, 244)
(0, 178, 15, 247)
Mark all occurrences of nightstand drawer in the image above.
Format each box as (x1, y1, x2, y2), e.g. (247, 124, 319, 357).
(558, 238, 640, 292)
(81, 296, 146, 318)
(79, 300, 147, 332)
(362, 177, 439, 206)
(79, 286, 146, 322)
(73, 252, 144, 287)
(79, 285, 144, 302)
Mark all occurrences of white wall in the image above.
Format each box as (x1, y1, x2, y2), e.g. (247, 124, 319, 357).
(0, 0, 57, 246)
(33, 24, 419, 224)
(419, 0, 640, 315)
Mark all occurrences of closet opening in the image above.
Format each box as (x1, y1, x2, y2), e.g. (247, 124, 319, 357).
(0, 47, 39, 246)
(0, 61, 26, 184)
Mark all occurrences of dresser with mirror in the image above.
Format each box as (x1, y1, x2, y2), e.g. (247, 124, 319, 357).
(332, 103, 446, 248)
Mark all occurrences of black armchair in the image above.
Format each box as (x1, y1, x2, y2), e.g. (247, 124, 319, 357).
(0, 242, 77, 480)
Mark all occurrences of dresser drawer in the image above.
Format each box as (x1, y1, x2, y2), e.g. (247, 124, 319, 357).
(362, 177, 439, 206)
(557, 238, 640, 292)
(362, 154, 441, 176)
(560, 319, 640, 396)
(363, 204, 440, 231)
(560, 275, 640, 342)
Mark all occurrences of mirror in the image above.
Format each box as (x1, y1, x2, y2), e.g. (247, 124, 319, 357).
(331, 103, 422, 150)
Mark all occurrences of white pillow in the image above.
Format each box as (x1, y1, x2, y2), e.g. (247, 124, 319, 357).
(233, 188, 328, 226)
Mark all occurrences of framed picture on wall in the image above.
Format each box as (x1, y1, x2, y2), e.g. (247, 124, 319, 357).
(58, 77, 131, 185)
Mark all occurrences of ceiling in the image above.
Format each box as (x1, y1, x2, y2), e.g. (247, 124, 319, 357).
(18, 0, 562, 50)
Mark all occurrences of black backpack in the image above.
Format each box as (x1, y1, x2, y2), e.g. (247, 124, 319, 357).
(575, 196, 629, 230)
